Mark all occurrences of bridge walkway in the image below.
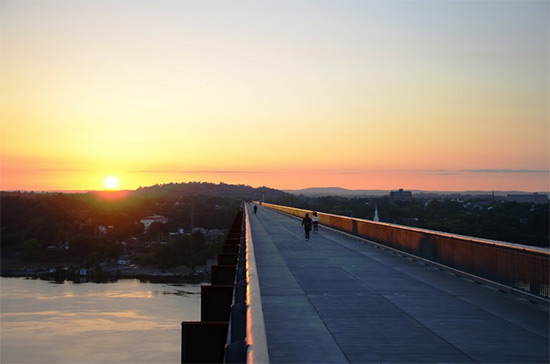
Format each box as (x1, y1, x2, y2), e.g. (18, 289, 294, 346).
(246, 204, 549, 363)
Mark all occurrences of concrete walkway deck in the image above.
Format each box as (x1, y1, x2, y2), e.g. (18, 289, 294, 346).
(247, 204, 549, 363)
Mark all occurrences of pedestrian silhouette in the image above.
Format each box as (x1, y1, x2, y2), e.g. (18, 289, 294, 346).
(312, 212, 319, 234)
(302, 213, 312, 240)
(254, 205, 258, 214)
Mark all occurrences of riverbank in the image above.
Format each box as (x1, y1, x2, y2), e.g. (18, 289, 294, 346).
(1, 263, 210, 284)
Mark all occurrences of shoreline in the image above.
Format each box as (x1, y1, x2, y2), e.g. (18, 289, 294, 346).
(1, 269, 211, 284)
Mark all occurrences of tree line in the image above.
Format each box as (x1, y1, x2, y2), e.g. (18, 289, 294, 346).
(267, 194, 549, 248)
(2, 182, 284, 270)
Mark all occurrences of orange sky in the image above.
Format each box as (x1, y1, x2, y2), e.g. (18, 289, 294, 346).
(1, 1, 548, 192)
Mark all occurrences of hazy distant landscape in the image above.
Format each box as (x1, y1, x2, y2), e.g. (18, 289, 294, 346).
(285, 187, 550, 198)
(1, 182, 548, 282)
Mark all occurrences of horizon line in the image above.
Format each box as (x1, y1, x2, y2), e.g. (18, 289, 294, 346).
(1, 183, 548, 195)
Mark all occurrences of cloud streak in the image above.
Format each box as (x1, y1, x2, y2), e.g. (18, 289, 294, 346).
(138, 169, 262, 175)
(424, 169, 550, 176)
(465, 169, 549, 174)
(335, 169, 549, 176)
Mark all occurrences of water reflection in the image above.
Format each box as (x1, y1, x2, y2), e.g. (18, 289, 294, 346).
(0, 277, 200, 363)
(163, 289, 201, 296)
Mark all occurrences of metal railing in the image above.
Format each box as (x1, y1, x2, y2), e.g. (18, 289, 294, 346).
(224, 204, 269, 363)
(244, 205, 269, 363)
(224, 207, 247, 362)
(262, 202, 549, 300)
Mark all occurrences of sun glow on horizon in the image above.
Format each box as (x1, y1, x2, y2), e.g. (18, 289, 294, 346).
(104, 176, 119, 190)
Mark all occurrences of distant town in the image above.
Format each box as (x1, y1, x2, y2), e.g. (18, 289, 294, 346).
(282, 187, 548, 248)
(285, 187, 549, 202)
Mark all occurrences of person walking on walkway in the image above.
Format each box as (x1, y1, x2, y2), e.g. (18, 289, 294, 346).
(302, 213, 312, 240)
(312, 212, 319, 234)
(254, 205, 258, 214)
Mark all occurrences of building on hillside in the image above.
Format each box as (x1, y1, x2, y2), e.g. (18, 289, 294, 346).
(98, 225, 114, 235)
(140, 215, 169, 232)
(506, 193, 548, 204)
(390, 188, 412, 203)
(191, 227, 226, 240)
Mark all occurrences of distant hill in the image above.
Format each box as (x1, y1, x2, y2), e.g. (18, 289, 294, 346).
(284, 187, 389, 197)
(6, 184, 546, 200)
(131, 182, 288, 200)
(285, 187, 548, 198)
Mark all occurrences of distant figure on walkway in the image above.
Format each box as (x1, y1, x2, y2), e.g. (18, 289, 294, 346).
(312, 212, 319, 234)
(254, 205, 258, 214)
(302, 213, 312, 240)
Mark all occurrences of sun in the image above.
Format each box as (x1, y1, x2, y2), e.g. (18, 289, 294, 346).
(104, 176, 119, 190)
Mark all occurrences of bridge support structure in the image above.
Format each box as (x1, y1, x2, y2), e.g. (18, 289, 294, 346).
(181, 209, 243, 363)
(181, 204, 268, 363)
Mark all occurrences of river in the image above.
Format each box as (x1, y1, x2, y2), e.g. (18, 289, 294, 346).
(0, 277, 201, 363)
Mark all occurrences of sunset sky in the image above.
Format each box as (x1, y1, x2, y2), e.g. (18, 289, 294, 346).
(1, 0, 548, 192)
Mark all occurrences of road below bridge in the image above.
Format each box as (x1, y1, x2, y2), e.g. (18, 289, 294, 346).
(247, 203, 549, 363)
